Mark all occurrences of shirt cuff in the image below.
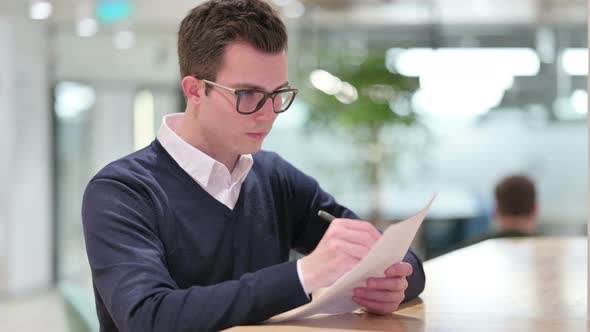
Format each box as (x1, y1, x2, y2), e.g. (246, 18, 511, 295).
(296, 259, 311, 299)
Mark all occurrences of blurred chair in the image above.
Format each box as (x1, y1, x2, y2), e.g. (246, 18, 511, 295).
(58, 282, 99, 332)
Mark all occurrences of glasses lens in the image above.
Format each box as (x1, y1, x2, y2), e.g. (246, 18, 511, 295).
(276, 90, 296, 112)
(237, 90, 266, 114)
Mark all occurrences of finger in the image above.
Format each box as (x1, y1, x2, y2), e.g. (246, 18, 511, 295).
(352, 296, 400, 315)
(334, 219, 381, 241)
(384, 262, 413, 277)
(366, 276, 408, 292)
(332, 239, 371, 260)
(329, 224, 378, 250)
(354, 288, 405, 303)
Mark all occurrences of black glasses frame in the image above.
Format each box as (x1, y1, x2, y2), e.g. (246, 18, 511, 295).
(197, 78, 299, 115)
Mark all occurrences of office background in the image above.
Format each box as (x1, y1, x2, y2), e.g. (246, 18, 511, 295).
(0, 0, 587, 331)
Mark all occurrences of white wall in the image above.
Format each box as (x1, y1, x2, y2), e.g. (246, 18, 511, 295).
(0, 17, 52, 295)
(0, 16, 14, 288)
(89, 85, 136, 174)
(53, 31, 180, 85)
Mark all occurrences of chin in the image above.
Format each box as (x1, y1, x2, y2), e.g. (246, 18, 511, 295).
(239, 142, 263, 155)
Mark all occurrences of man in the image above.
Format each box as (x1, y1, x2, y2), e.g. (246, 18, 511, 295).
(81, 1, 425, 331)
(493, 174, 538, 237)
(444, 175, 538, 256)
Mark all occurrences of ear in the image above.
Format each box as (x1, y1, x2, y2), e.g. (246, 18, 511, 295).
(531, 204, 539, 219)
(181, 76, 204, 106)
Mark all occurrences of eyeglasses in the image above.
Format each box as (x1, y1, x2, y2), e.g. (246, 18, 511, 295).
(199, 78, 298, 115)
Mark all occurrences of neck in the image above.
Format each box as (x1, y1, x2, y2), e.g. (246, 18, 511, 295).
(498, 215, 536, 234)
(175, 108, 239, 172)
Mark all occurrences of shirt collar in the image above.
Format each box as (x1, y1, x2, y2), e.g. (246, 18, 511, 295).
(156, 113, 253, 188)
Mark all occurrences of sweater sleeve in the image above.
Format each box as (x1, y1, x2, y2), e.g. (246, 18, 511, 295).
(276, 155, 425, 302)
(82, 178, 310, 332)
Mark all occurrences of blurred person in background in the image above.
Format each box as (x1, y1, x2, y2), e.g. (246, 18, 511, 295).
(492, 174, 538, 238)
(444, 174, 538, 255)
(81, 0, 425, 331)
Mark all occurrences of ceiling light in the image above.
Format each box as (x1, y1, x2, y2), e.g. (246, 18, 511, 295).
(571, 89, 588, 114)
(30, 1, 52, 20)
(283, 0, 305, 19)
(388, 48, 540, 77)
(77, 18, 98, 37)
(561, 48, 589, 76)
(335, 82, 358, 104)
(55, 82, 96, 119)
(310, 70, 342, 95)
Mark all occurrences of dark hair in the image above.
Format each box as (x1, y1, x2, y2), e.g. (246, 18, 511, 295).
(494, 175, 536, 216)
(177, 0, 288, 82)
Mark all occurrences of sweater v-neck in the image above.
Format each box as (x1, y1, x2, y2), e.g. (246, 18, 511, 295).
(152, 139, 249, 219)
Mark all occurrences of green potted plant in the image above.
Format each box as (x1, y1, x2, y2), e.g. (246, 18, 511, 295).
(303, 51, 421, 222)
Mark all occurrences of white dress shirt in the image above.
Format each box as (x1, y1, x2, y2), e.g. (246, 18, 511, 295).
(157, 113, 252, 209)
(157, 113, 310, 296)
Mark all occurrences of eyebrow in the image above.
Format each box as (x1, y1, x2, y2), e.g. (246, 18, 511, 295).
(231, 82, 290, 91)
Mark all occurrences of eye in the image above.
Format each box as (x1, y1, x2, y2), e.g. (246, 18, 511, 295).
(238, 90, 260, 100)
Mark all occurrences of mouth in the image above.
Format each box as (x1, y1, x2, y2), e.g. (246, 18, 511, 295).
(246, 132, 267, 140)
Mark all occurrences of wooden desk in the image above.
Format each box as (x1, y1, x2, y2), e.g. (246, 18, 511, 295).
(227, 237, 588, 331)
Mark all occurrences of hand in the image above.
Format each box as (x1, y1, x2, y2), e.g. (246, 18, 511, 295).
(300, 218, 381, 293)
(352, 262, 413, 315)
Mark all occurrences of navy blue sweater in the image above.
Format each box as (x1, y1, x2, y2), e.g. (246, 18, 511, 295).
(81, 140, 425, 332)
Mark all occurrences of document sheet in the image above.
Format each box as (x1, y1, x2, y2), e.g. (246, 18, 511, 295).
(268, 194, 436, 323)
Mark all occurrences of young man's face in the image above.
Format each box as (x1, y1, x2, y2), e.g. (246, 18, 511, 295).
(197, 41, 288, 158)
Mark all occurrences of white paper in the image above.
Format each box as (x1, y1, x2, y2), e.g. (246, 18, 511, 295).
(268, 194, 436, 323)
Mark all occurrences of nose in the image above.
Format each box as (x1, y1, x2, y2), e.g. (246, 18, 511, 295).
(254, 97, 278, 122)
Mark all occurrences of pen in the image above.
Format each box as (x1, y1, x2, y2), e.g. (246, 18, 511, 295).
(317, 210, 336, 222)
